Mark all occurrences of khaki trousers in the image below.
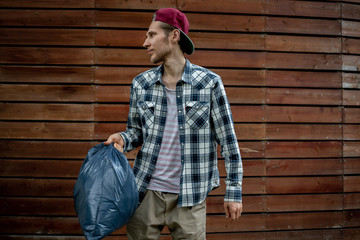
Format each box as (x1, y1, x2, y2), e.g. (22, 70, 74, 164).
(126, 190, 206, 240)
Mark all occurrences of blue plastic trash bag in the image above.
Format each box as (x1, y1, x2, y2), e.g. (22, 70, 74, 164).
(74, 143, 139, 240)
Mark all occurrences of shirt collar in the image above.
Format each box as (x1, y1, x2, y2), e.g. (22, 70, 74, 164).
(149, 59, 194, 87)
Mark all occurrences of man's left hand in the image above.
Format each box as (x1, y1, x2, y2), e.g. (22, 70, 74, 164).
(224, 201, 242, 220)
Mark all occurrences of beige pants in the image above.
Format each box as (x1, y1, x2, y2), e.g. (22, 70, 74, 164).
(126, 190, 206, 240)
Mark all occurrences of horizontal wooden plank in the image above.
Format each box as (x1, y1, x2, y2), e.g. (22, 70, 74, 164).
(266, 88, 342, 105)
(0, 229, 345, 240)
(344, 107, 360, 123)
(266, 106, 343, 123)
(344, 176, 360, 192)
(96, 29, 144, 47)
(343, 73, 360, 89)
(207, 214, 265, 232)
(266, 70, 341, 88)
(0, 0, 95, 8)
(344, 89, 360, 109)
(265, 229, 342, 240)
(189, 51, 265, 68)
(344, 158, 360, 174)
(0, 197, 76, 216)
(0, 28, 95, 46)
(266, 124, 342, 140)
(0, 140, 97, 159)
(94, 86, 131, 103)
(95, 48, 153, 66)
(344, 141, 360, 157)
(265, 0, 340, 18)
(0, 9, 95, 27)
(0, 66, 94, 83)
(266, 194, 343, 212)
(177, 0, 264, 14)
(266, 159, 343, 176)
(214, 69, 265, 86)
(239, 141, 266, 159)
(266, 35, 341, 53)
(344, 210, 360, 227)
(342, 20, 360, 37)
(266, 52, 341, 70)
(344, 228, 360, 240)
(344, 125, 360, 140)
(231, 105, 266, 123)
(0, 178, 76, 197)
(266, 17, 340, 35)
(344, 193, 360, 210)
(190, 32, 265, 51)
(266, 141, 342, 158)
(0, 47, 94, 65)
(94, 104, 130, 121)
(343, 55, 360, 72)
(266, 176, 343, 194)
(226, 87, 265, 104)
(0, 122, 94, 140)
(0, 159, 82, 178)
(96, 0, 175, 10)
(266, 212, 342, 230)
(342, 3, 360, 20)
(0, 84, 94, 102)
(0, 216, 84, 235)
(96, 11, 151, 28)
(343, 38, 360, 54)
(0, 103, 94, 121)
(95, 66, 144, 84)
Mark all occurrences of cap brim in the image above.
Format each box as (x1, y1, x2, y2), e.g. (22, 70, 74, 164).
(179, 30, 195, 55)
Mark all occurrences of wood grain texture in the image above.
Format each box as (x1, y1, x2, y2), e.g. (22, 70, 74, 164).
(0, 1, 359, 239)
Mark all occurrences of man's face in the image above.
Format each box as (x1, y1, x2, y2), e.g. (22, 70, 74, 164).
(143, 21, 172, 64)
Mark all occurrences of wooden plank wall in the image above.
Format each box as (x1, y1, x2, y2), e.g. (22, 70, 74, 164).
(0, 0, 359, 239)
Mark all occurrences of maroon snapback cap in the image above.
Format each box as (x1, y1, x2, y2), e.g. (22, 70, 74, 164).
(153, 8, 195, 55)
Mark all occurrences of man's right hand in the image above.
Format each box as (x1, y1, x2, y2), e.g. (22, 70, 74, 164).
(104, 133, 124, 153)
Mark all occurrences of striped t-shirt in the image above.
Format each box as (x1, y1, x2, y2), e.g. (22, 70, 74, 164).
(147, 86, 182, 193)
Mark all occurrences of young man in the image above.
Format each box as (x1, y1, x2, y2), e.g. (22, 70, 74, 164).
(105, 8, 243, 239)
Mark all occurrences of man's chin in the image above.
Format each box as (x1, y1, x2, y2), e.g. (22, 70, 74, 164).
(150, 56, 163, 64)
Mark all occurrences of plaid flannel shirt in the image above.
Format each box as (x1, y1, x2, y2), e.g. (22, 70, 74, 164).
(120, 59, 243, 207)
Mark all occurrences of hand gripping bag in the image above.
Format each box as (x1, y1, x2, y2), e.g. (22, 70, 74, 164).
(74, 143, 139, 240)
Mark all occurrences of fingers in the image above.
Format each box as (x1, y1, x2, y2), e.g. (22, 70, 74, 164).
(224, 202, 242, 220)
(224, 203, 230, 218)
(103, 135, 114, 145)
(114, 142, 124, 153)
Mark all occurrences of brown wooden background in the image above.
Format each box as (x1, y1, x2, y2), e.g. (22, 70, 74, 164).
(0, 0, 360, 239)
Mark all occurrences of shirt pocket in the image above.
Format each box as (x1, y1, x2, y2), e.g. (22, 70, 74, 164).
(137, 101, 155, 129)
(185, 101, 210, 130)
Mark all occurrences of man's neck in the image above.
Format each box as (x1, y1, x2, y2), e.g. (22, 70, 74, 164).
(162, 55, 186, 90)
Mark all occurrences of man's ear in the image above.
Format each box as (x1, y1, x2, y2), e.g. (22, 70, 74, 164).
(171, 29, 181, 43)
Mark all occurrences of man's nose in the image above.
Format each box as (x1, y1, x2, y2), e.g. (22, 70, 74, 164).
(143, 38, 149, 48)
